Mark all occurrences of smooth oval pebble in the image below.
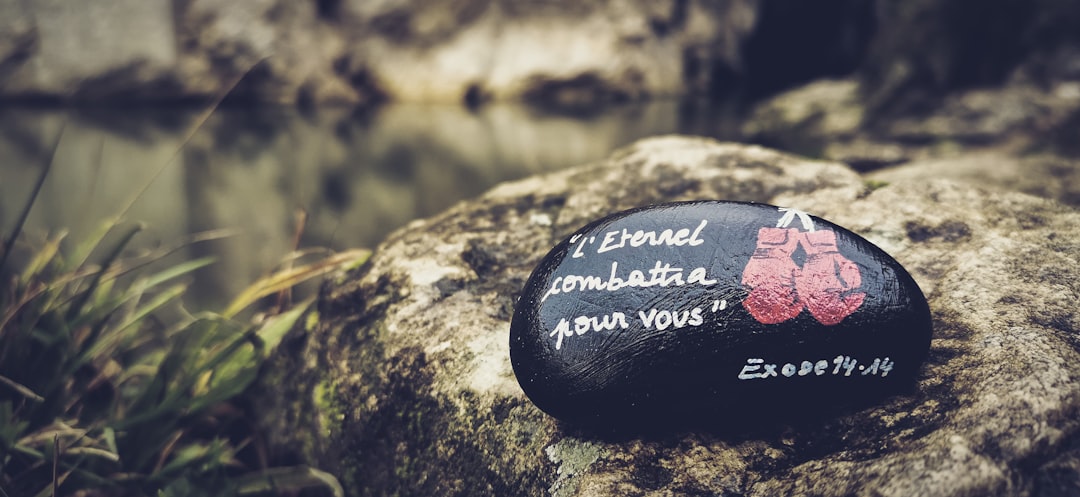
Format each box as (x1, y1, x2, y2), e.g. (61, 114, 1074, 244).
(510, 201, 932, 430)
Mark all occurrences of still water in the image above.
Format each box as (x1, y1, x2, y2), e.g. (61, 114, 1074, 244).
(0, 100, 744, 309)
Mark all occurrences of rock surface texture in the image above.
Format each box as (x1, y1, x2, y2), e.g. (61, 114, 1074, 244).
(742, 61, 1080, 205)
(256, 136, 1080, 496)
(0, 0, 756, 105)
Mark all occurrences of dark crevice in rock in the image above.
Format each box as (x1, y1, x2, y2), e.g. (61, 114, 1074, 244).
(1049, 109, 1080, 157)
(324, 272, 396, 332)
(70, 64, 186, 102)
(522, 73, 636, 116)
(904, 220, 974, 243)
(462, 82, 488, 110)
(315, 0, 343, 21)
(0, 27, 36, 80)
(648, 0, 689, 38)
(847, 157, 909, 173)
(634, 464, 675, 491)
(653, 168, 703, 197)
(1012, 393, 1080, 494)
(329, 55, 387, 106)
(1029, 428, 1080, 497)
(929, 308, 977, 342)
(221, 60, 282, 104)
(523, 192, 568, 211)
(461, 238, 500, 278)
(320, 169, 352, 212)
(767, 390, 935, 468)
(433, 276, 468, 299)
(368, 0, 489, 48)
(344, 68, 387, 105)
(370, 10, 412, 43)
(861, 0, 1080, 116)
(741, 0, 876, 100)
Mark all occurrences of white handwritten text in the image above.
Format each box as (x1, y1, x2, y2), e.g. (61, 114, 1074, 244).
(541, 260, 718, 303)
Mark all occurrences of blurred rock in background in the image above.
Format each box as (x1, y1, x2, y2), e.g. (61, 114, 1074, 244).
(0, 0, 760, 109)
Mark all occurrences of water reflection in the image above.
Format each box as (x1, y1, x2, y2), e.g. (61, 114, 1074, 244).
(0, 100, 742, 309)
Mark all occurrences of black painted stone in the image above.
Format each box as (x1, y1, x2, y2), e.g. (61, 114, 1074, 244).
(509, 201, 932, 430)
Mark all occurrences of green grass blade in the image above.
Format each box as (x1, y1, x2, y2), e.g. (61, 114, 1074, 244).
(68, 217, 119, 271)
(66, 224, 141, 322)
(115, 318, 224, 429)
(186, 331, 261, 412)
(0, 374, 45, 402)
(223, 249, 369, 318)
(138, 257, 215, 290)
(197, 303, 308, 393)
(0, 123, 64, 277)
(18, 231, 66, 284)
(69, 259, 213, 362)
(153, 439, 232, 480)
(78, 282, 188, 364)
(256, 302, 307, 352)
(114, 283, 187, 335)
(234, 466, 344, 497)
(53, 258, 210, 365)
(72, 138, 106, 233)
(0, 401, 31, 450)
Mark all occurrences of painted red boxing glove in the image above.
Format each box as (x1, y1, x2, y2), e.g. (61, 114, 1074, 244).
(741, 227, 804, 324)
(797, 229, 865, 325)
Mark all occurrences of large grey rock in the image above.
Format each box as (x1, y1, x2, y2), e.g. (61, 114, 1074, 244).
(255, 135, 1080, 496)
